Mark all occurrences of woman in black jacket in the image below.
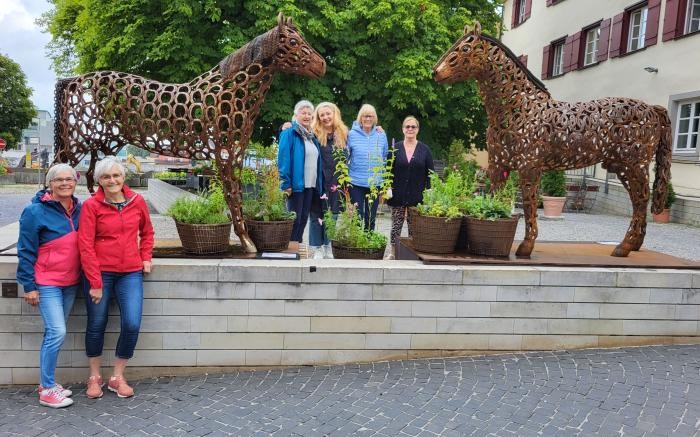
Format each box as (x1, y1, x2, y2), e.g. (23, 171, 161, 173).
(386, 116, 434, 258)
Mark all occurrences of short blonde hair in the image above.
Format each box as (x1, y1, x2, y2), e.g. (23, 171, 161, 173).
(403, 116, 419, 128)
(45, 164, 77, 186)
(312, 102, 348, 149)
(356, 104, 378, 125)
(94, 156, 126, 182)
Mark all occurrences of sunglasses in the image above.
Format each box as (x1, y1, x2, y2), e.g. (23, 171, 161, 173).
(403, 125, 418, 129)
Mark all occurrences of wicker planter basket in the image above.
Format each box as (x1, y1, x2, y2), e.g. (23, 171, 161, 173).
(331, 241, 385, 259)
(245, 219, 294, 252)
(175, 221, 232, 255)
(464, 215, 519, 257)
(408, 208, 461, 254)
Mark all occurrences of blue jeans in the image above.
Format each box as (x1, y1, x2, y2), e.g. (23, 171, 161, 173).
(350, 185, 379, 231)
(37, 284, 77, 388)
(287, 188, 314, 242)
(309, 195, 329, 246)
(84, 271, 143, 359)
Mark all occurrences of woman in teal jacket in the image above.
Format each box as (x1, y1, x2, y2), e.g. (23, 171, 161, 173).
(277, 100, 323, 242)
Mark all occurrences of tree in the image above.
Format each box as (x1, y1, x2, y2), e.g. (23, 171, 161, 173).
(0, 54, 35, 148)
(42, 0, 501, 157)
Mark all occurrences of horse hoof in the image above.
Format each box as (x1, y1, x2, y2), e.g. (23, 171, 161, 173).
(611, 245, 630, 257)
(515, 242, 533, 258)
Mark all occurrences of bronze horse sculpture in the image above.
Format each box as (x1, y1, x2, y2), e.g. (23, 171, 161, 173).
(53, 14, 326, 252)
(433, 23, 672, 257)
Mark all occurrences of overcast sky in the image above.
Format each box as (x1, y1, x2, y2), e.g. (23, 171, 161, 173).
(1, 0, 56, 114)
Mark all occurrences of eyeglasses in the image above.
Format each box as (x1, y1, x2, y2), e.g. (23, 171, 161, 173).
(100, 173, 123, 181)
(403, 125, 418, 129)
(51, 177, 76, 184)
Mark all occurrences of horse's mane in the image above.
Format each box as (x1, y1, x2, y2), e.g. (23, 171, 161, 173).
(219, 27, 280, 78)
(480, 33, 549, 95)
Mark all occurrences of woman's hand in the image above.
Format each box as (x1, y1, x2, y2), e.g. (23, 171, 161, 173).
(284, 188, 292, 196)
(376, 125, 385, 134)
(89, 288, 102, 305)
(143, 260, 152, 273)
(24, 290, 39, 306)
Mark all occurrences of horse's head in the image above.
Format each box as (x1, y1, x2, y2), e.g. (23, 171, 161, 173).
(433, 21, 486, 84)
(274, 14, 326, 79)
(219, 13, 326, 79)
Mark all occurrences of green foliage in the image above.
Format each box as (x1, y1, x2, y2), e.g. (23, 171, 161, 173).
(41, 0, 501, 157)
(665, 182, 676, 209)
(540, 170, 567, 197)
(324, 148, 386, 249)
(240, 167, 257, 187)
(0, 158, 8, 176)
(444, 138, 479, 180)
(416, 171, 465, 219)
(242, 165, 295, 221)
(167, 182, 230, 224)
(0, 54, 35, 148)
(463, 194, 513, 220)
(191, 161, 213, 175)
(154, 170, 186, 180)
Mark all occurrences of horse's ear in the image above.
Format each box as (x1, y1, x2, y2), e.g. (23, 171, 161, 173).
(463, 24, 471, 35)
(474, 21, 482, 36)
(277, 12, 284, 29)
(286, 16, 293, 27)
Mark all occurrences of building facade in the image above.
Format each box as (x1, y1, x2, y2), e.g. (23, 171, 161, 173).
(502, 0, 700, 196)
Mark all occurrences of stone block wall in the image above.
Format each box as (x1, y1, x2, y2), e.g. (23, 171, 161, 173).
(1, 256, 698, 384)
(145, 178, 198, 214)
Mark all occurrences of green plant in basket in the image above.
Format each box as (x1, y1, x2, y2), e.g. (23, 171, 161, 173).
(167, 181, 230, 224)
(324, 148, 387, 250)
(415, 171, 465, 219)
(242, 165, 295, 221)
(463, 193, 513, 220)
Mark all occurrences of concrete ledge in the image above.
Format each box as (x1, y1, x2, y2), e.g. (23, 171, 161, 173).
(1, 257, 698, 384)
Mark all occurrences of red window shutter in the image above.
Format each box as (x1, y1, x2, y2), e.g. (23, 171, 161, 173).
(562, 35, 574, 73)
(597, 18, 612, 62)
(569, 31, 583, 70)
(609, 12, 625, 58)
(645, 0, 662, 47)
(662, 0, 683, 41)
(524, 0, 533, 20)
(541, 45, 551, 79)
(512, 0, 518, 28)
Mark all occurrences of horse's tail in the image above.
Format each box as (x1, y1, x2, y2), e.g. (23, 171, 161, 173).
(52, 78, 73, 164)
(651, 105, 672, 214)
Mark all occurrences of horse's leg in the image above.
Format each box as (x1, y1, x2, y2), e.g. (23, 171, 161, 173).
(85, 150, 98, 193)
(215, 156, 256, 253)
(515, 172, 540, 258)
(612, 165, 650, 257)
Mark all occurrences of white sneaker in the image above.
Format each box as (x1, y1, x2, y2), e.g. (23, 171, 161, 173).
(323, 244, 334, 259)
(311, 246, 324, 259)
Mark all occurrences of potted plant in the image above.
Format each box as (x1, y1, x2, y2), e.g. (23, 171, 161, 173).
(323, 148, 387, 259)
(540, 170, 567, 218)
(242, 164, 296, 252)
(408, 171, 465, 254)
(653, 182, 676, 223)
(167, 181, 233, 255)
(462, 188, 520, 257)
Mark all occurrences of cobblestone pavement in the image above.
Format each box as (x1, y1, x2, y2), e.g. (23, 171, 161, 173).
(1, 345, 699, 436)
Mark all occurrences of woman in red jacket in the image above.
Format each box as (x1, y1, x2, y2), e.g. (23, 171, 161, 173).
(78, 156, 154, 399)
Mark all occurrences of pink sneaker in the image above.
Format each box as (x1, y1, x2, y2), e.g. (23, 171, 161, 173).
(38, 383, 72, 397)
(86, 375, 104, 399)
(108, 375, 134, 398)
(39, 386, 73, 408)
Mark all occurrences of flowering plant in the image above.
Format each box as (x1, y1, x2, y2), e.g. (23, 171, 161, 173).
(323, 148, 387, 249)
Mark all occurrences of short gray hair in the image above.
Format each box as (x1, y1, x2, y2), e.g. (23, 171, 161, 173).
(94, 156, 126, 182)
(293, 100, 314, 115)
(45, 164, 77, 186)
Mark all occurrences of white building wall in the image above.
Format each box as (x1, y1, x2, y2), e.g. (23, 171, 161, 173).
(501, 0, 700, 197)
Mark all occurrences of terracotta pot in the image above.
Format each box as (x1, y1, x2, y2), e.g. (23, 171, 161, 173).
(542, 196, 566, 218)
(652, 209, 670, 223)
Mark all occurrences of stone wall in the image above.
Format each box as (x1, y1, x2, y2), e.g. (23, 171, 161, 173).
(1, 256, 698, 385)
(146, 178, 198, 214)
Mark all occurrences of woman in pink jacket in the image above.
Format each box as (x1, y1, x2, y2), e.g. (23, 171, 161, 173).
(78, 156, 154, 399)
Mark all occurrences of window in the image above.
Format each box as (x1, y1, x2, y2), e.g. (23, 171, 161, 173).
(628, 6, 648, 51)
(552, 41, 565, 76)
(687, 0, 700, 33)
(675, 100, 700, 151)
(583, 27, 600, 66)
(511, 0, 531, 28)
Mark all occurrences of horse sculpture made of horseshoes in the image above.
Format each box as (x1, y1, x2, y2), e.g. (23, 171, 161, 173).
(433, 22, 671, 258)
(53, 13, 326, 252)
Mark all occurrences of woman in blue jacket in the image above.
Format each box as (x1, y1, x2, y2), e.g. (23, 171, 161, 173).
(277, 100, 323, 243)
(16, 164, 81, 408)
(347, 104, 389, 231)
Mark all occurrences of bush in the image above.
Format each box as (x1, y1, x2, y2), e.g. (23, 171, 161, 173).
(416, 171, 466, 219)
(665, 182, 676, 209)
(167, 182, 230, 224)
(463, 194, 513, 220)
(242, 166, 295, 221)
(540, 170, 567, 197)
